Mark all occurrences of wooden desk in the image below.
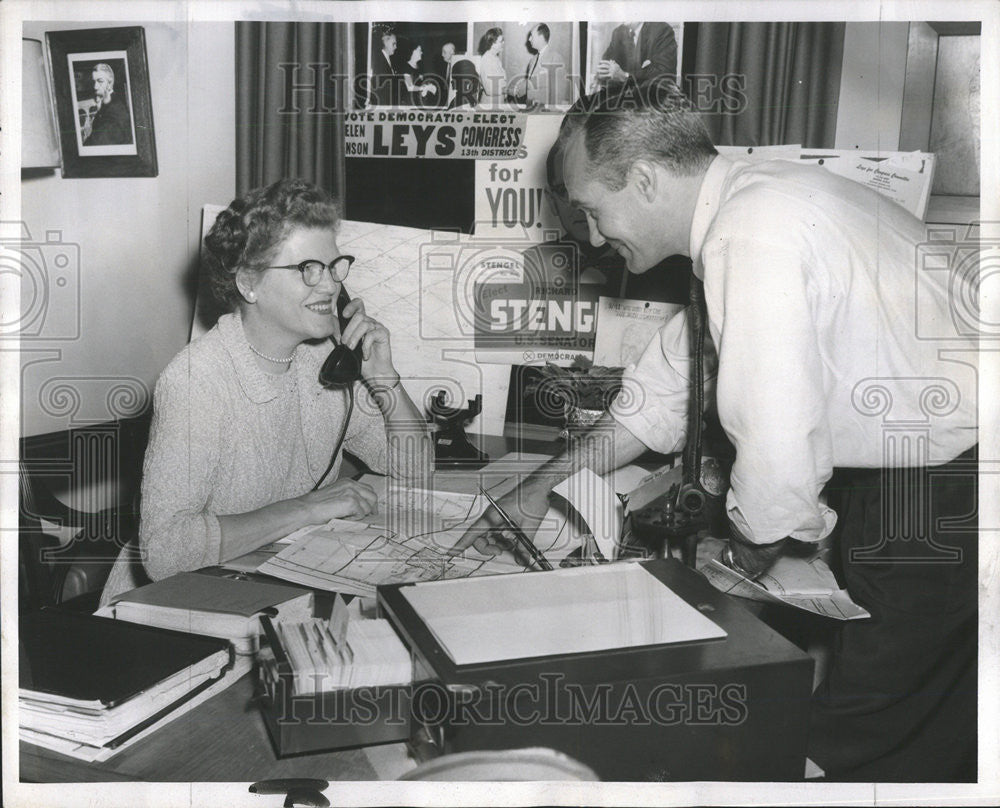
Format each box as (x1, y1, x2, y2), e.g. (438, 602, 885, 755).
(20, 673, 393, 783)
(20, 435, 563, 783)
(380, 558, 814, 782)
(21, 434, 679, 785)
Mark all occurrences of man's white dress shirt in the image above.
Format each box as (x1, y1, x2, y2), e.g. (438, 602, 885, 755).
(611, 155, 978, 544)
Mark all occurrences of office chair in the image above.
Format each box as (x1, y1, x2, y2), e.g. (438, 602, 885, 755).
(18, 461, 134, 612)
(399, 747, 599, 781)
(18, 414, 148, 612)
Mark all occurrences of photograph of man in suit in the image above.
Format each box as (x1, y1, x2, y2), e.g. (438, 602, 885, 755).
(370, 27, 402, 106)
(432, 41, 455, 84)
(522, 23, 569, 107)
(427, 41, 455, 104)
(83, 62, 132, 146)
(597, 22, 678, 88)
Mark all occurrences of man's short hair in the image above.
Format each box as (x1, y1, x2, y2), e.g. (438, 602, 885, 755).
(560, 83, 717, 190)
(534, 23, 550, 43)
(374, 23, 396, 49)
(93, 62, 115, 88)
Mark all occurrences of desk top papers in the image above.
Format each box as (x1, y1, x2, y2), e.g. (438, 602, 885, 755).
(256, 487, 523, 596)
(255, 456, 676, 596)
(401, 563, 727, 665)
(256, 515, 522, 596)
(700, 555, 871, 621)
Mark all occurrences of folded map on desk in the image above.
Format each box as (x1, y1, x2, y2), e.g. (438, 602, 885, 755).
(256, 497, 524, 597)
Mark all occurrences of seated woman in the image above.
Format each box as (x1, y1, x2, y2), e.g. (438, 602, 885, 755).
(476, 27, 507, 103)
(100, 179, 432, 605)
(400, 42, 439, 106)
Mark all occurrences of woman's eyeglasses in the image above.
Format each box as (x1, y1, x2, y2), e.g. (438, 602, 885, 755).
(267, 255, 355, 286)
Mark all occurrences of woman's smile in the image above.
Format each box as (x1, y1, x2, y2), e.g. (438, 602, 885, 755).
(304, 299, 334, 315)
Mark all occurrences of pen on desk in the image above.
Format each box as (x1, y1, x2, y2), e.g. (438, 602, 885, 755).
(479, 486, 553, 571)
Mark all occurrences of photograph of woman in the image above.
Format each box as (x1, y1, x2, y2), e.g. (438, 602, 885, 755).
(99, 179, 432, 605)
(476, 26, 507, 103)
(473, 21, 577, 109)
(399, 42, 439, 105)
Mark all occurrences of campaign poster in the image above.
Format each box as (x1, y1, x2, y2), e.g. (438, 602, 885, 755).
(344, 108, 527, 160)
(473, 112, 564, 239)
(472, 240, 602, 365)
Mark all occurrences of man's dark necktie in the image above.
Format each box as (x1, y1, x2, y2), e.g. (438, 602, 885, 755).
(527, 54, 539, 79)
(625, 27, 639, 75)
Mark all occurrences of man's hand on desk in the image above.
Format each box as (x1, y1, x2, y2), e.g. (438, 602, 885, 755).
(449, 479, 550, 557)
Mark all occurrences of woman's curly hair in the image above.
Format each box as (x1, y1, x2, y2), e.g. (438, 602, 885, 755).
(203, 179, 342, 310)
(478, 27, 503, 55)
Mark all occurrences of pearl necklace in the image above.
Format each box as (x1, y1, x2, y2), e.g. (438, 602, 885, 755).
(248, 342, 295, 364)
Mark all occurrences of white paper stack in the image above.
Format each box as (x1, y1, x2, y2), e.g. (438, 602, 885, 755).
(20, 654, 230, 748)
(18, 609, 237, 762)
(20, 657, 252, 762)
(275, 618, 412, 696)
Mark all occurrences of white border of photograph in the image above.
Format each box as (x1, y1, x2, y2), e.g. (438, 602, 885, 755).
(67, 49, 138, 156)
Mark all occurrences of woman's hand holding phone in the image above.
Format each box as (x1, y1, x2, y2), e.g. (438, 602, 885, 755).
(337, 293, 397, 387)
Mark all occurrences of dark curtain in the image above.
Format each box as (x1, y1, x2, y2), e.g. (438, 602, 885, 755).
(235, 22, 349, 197)
(686, 22, 845, 148)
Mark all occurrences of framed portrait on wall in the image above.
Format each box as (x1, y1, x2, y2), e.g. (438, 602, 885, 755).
(45, 26, 157, 177)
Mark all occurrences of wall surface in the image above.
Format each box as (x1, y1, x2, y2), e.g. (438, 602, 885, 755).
(929, 34, 981, 195)
(14, 18, 963, 441)
(19, 20, 235, 438)
(833, 21, 910, 151)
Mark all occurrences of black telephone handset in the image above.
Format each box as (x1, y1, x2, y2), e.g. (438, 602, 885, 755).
(318, 287, 363, 387)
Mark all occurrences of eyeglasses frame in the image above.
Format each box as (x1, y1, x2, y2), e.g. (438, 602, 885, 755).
(266, 255, 356, 286)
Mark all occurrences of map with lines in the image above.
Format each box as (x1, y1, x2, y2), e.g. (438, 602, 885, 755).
(256, 488, 525, 596)
(338, 219, 514, 435)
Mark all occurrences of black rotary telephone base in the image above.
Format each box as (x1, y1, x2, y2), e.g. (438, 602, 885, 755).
(427, 391, 490, 469)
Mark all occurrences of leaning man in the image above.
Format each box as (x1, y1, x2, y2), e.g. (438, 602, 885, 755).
(457, 91, 978, 781)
